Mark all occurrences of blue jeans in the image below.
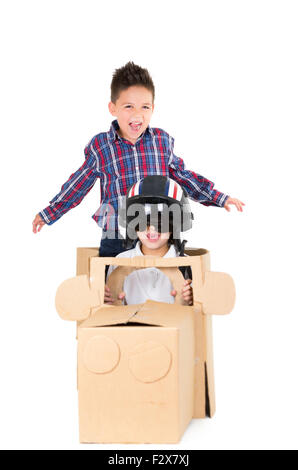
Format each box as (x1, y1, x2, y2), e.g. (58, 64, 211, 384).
(99, 237, 128, 257)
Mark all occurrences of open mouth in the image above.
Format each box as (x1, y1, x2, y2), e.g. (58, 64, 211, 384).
(146, 232, 161, 242)
(129, 122, 142, 132)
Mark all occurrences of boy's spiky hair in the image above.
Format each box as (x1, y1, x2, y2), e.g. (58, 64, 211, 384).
(111, 61, 155, 103)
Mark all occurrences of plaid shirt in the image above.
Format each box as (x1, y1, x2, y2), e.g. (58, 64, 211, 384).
(39, 120, 229, 231)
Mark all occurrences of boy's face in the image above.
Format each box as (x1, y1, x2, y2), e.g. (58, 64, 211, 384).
(108, 86, 154, 144)
(137, 226, 170, 252)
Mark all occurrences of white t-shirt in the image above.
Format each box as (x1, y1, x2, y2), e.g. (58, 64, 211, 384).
(106, 242, 179, 305)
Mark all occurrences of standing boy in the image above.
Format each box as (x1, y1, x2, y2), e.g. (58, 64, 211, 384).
(32, 61, 244, 257)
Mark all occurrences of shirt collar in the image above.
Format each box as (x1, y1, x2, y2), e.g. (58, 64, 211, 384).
(135, 241, 177, 258)
(107, 119, 153, 143)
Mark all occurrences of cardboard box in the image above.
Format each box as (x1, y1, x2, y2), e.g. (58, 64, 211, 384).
(55, 247, 235, 443)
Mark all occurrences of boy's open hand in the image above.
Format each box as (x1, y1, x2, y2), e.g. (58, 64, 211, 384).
(104, 286, 126, 305)
(171, 279, 193, 306)
(118, 292, 126, 302)
(104, 285, 114, 304)
(224, 197, 245, 212)
(32, 214, 46, 233)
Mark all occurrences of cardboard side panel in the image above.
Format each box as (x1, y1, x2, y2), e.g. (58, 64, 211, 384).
(178, 311, 195, 435)
(78, 327, 181, 443)
(76, 247, 99, 276)
(90, 257, 106, 309)
(192, 251, 216, 418)
(193, 307, 206, 418)
(205, 315, 216, 417)
(200, 252, 216, 417)
(76, 248, 99, 336)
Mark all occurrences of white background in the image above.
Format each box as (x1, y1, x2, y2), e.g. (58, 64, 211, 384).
(1, 0, 297, 450)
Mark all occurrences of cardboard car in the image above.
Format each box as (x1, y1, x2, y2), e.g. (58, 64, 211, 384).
(55, 247, 235, 443)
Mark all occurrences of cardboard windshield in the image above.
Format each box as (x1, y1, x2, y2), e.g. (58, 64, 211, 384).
(56, 252, 235, 321)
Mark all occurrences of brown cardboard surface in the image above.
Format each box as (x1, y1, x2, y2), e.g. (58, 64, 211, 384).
(76, 247, 98, 276)
(78, 321, 194, 443)
(56, 247, 235, 442)
(80, 304, 142, 328)
(55, 274, 100, 321)
(132, 300, 193, 328)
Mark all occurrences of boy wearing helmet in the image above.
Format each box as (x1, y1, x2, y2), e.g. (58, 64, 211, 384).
(104, 176, 193, 306)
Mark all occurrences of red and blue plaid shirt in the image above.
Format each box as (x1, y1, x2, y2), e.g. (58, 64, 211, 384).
(39, 120, 229, 231)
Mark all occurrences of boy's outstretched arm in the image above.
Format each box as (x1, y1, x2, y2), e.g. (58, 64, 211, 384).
(168, 136, 244, 211)
(32, 143, 98, 233)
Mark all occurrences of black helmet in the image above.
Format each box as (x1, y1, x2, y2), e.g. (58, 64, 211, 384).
(119, 175, 194, 253)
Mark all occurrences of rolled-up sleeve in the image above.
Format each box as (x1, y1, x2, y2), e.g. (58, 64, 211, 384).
(39, 144, 98, 225)
(168, 135, 229, 207)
